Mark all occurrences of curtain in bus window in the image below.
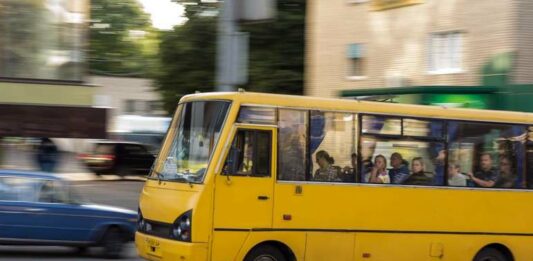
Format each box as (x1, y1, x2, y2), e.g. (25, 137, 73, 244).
(310, 112, 325, 155)
(278, 109, 308, 181)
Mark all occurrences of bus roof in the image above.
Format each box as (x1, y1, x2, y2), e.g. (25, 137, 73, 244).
(180, 92, 533, 125)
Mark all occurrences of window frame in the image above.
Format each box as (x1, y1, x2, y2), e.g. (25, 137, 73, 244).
(225, 128, 273, 178)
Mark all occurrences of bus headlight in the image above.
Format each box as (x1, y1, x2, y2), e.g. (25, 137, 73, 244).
(171, 210, 192, 242)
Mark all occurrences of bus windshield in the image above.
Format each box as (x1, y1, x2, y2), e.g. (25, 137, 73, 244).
(150, 100, 231, 183)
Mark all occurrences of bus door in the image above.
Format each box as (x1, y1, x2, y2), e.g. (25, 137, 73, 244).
(213, 126, 276, 229)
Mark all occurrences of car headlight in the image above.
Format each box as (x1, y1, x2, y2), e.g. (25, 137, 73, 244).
(137, 208, 145, 231)
(171, 210, 192, 242)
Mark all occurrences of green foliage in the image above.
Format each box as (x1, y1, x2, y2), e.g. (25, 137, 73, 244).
(156, 0, 305, 113)
(89, 0, 157, 76)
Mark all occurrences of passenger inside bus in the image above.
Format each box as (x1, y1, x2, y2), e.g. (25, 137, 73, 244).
(495, 155, 516, 188)
(389, 152, 410, 184)
(313, 150, 341, 182)
(403, 157, 433, 185)
(341, 153, 357, 183)
(447, 162, 468, 186)
(365, 155, 390, 184)
(467, 153, 499, 188)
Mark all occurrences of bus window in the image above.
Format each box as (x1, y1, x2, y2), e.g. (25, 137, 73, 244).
(360, 138, 444, 185)
(447, 121, 526, 189)
(237, 106, 277, 125)
(403, 118, 444, 138)
(309, 111, 356, 183)
(278, 109, 307, 181)
(225, 129, 271, 177)
(362, 115, 401, 135)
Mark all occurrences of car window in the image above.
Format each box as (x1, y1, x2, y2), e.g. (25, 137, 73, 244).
(123, 144, 148, 155)
(0, 176, 40, 202)
(94, 144, 114, 155)
(38, 180, 69, 203)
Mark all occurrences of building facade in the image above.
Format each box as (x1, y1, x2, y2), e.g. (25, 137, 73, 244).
(306, 0, 533, 111)
(0, 0, 106, 139)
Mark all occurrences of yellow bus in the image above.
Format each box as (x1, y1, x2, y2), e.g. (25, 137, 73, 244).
(136, 91, 533, 261)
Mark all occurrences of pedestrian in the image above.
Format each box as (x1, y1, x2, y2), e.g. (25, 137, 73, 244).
(36, 138, 59, 172)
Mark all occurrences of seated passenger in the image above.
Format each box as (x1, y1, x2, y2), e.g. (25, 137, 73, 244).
(494, 156, 516, 188)
(467, 153, 499, 188)
(365, 155, 390, 184)
(389, 152, 410, 184)
(313, 150, 341, 182)
(341, 153, 357, 182)
(403, 157, 433, 185)
(447, 162, 468, 187)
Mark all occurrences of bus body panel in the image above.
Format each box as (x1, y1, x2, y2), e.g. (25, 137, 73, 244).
(135, 232, 208, 261)
(211, 231, 249, 260)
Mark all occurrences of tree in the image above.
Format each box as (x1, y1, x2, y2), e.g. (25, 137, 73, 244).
(89, 0, 156, 76)
(156, 0, 305, 113)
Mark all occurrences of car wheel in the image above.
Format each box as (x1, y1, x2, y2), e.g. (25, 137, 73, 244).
(244, 245, 287, 261)
(101, 227, 124, 259)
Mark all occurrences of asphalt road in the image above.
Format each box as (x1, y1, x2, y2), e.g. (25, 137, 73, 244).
(0, 179, 146, 260)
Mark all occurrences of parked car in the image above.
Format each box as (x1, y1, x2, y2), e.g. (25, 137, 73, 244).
(79, 141, 155, 176)
(0, 170, 137, 258)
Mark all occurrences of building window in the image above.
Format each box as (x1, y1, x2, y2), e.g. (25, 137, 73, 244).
(0, 0, 87, 81)
(429, 32, 463, 73)
(347, 43, 365, 77)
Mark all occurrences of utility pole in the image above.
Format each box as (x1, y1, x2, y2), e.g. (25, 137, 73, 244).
(215, 0, 275, 92)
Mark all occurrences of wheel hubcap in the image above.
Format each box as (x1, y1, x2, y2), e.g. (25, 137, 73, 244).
(254, 254, 277, 261)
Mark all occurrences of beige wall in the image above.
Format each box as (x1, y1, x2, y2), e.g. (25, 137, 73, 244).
(306, 0, 517, 98)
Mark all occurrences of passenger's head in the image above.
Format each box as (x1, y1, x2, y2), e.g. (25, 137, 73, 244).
(316, 150, 334, 168)
(411, 157, 424, 173)
(480, 153, 493, 171)
(499, 156, 512, 174)
(447, 162, 460, 177)
(374, 155, 387, 170)
(390, 152, 403, 168)
(351, 153, 357, 168)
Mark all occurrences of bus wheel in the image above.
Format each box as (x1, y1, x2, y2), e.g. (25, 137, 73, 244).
(244, 245, 287, 261)
(474, 248, 509, 261)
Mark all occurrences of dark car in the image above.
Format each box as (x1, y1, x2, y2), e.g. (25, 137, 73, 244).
(0, 170, 137, 258)
(79, 141, 155, 176)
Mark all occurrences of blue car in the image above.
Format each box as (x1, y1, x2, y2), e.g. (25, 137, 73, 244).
(0, 170, 137, 258)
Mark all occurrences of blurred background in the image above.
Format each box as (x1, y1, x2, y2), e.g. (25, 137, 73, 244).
(1, 0, 533, 259)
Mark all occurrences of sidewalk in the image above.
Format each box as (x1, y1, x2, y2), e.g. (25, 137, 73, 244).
(0, 143, 144, 182)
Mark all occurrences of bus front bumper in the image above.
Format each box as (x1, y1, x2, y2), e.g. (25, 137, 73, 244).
(135, 232, 208, 261)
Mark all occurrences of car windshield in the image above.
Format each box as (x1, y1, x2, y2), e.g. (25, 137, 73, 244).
(150, 101, 231, 183)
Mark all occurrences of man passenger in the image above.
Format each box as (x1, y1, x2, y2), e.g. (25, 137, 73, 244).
(389, 152, 409, 184)
(467, 153, 499, 188)
(447, 162, 468, 187)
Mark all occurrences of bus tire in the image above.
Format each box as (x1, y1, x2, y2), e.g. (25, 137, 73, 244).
(244, 244, 287, 261)
(473, 247, 508, 261)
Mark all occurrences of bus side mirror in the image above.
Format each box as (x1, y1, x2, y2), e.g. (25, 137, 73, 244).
(223, 146, 240, 175)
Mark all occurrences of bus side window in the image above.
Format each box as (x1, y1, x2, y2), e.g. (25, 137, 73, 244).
(224, 130, 272, 177)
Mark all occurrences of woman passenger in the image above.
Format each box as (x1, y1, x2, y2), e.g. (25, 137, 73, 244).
(403, 157, 432, 185)
(366, 155, 390, 184)
(313, 150, 341, 182)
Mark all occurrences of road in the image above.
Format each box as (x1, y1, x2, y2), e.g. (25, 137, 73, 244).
(0, 180, 146, 260)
